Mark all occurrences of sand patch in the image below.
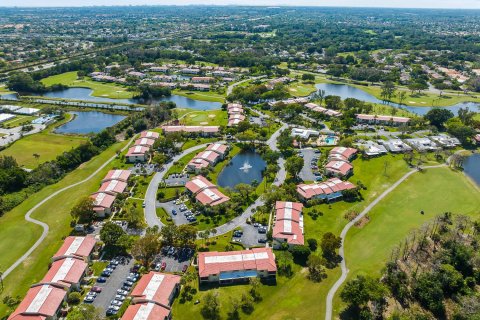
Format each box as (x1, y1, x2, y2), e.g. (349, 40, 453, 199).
(420, 102, 426, 104)
(208, 114, 216, 118)
(408, 101, 416, 104)
(200, 122, 208, 125)
(189, 114, 197, 118)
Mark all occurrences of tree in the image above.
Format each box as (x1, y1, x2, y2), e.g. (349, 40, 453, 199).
(201, 291, 220, 320)
(285, 156, 304, 179)
(100, 221, 127, 247)
(276, 250, 294, 277)
(131, 233, 161, 268)
(340, 275, 387, 307)
(307, 254, 327, 282)
(398, 91, 407, 105)
(67, 304, 106, 320)
(413, 273, 445, 316)
(160, 224, 178, 247)
(67, 292, 81, 305)
(425, 108, 454, 129)
(290, 245, 311, 264)
(301, 73, 315, 81)
(125, 205, 145, 229)
(177, 224, 198, 248)
(70, 196, 95, 224)
(320, 232, 342, 260)
(380, 81, 396, 102)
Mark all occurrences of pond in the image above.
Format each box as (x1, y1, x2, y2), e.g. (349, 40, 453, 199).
(463, 153, 480, 187)
(217, 150, 267, 189)
(29, 87, 221, 110)
(55, 111, 126, 134)
(315, 83, 480, 116)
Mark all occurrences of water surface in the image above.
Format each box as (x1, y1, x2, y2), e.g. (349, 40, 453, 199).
(55, 111, 126, 134)
(217, 150, 266, 189)
(463, 154, 480, 187)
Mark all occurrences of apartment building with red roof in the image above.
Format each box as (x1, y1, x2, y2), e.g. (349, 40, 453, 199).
(90, 192, 116, 217)
(8, 285, 66, 320)
(272, 201, 304, 249)
(102, 169, 131, 183)
(161, 125, 220, 137)
(121, 302, 171, 320)
(198, 248, 277, 284)
(297, 178, 356, 202)
(52, 236, 96, 262)
(140, 131, 160, 140)
(99, 179, 128, 194)
(40, 257, 88, 291)
(185, 176, 230, 206)
(134, 137, 156, 148)
(325, 160, 354, 177)
(126, 146, 150, 163)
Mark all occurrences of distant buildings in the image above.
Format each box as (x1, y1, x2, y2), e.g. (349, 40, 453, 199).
(356, 114, 410, 126)
(305, 102, 342, 117)
(291, 128, 320, 140)
(161, 125, 220, 137)
(324, 147, 357, 177)
(405, 138, 439, 151)
(198, 248, 277, 284)
(227, 103, 246, 127)
(355, 140, 388, 157)
(379, 139, 412, 153)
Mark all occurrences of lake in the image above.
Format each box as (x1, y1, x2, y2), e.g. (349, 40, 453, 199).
(55, 111, 126, 134)
(315, 83, 480, 116)
(217, 150, 267, 189)
(30, 87, 221, 110)
(463, 154, 480, 187)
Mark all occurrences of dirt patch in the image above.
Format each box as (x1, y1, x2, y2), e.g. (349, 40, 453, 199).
(354, 215, 370, 228)
(189, 114, 197, 118)
(200, 122, 208, 125)
(208, 114, 216, 118)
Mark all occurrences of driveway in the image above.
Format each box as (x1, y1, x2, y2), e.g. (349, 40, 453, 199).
(144, 143, 214, 228)
(0, 124, 45, 147)
(233, 224, 267, 248)
(298, 148, 319, 182)
(157, 200, 190, 225)
(93, 258, 134, 312)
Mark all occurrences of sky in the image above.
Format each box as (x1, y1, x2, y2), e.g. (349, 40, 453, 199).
(3, 0, 480, 9)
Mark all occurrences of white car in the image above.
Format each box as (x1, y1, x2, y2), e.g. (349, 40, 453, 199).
(115, 295, 126, 301)
(117, 289, 129, 296)
(111, 300, 123, 307)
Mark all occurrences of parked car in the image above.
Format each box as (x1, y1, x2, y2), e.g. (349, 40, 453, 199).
(154, 263, 161, 271)
(84, 296, 95, 303)
(101, 271, 112, 277)
(91, 286, 103, 293)
(111, 300, 123, 307)
(258, 238, 267, 243)
(182, 265, 188, 273)
(161, 262, 166, 271)
(97, 277, 107, 283)
(106, 308, 118, 316)
(115, 295, 126, 302)
(117, 289, 129, 296)
(123, 280, 134, 287)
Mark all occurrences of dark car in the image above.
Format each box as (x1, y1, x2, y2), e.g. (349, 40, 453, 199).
(97, 277, 107, 283)
(101, 271, 112, 277)
(182, 265, 188, 273)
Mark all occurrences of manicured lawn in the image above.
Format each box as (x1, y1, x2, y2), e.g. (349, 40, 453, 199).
(172, 89, 225, 103)
(0, 132, 87, 168)
(157, 186, 184, 202)
(288, 81, 317, 96)
(166, 149, 205, 175)
(177, 109, 228, 126)
(332, 167, 480, 316)
(0, 140, 128, 318)
(40, 71, 136, 99)
(181, 137, 218, 151)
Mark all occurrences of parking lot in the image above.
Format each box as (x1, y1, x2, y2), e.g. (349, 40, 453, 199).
(130, 163, 157, 175)
(153, 246, 193, 273)
(91, 257, 135, 316)
(298, 148, 321, 182)
(157, 199, 196, 225)
(232, 224, 267, 248)
(164, 173, 189, 187)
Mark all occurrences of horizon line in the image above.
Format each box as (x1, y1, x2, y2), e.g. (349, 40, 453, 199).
(1, 4, 480, 10)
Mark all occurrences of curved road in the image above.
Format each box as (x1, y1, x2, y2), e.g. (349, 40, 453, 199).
(325, 164, 446, 320)
(2, 136, 135, 279)
(143, 122, 288, 235)
(144, 143, 215, 228)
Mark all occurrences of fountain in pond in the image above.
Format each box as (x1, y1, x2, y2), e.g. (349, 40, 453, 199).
(239, 160, 252, 173)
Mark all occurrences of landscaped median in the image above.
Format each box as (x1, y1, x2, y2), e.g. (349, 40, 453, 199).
(0, 139, 129, 318)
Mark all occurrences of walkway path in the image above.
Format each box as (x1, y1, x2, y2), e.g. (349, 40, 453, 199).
(325, 164, 446, 320)
(144, 143, 214, 228)
(2, 136, 135, 279)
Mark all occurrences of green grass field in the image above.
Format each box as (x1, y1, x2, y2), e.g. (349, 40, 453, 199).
(0, 132, 87, 168)
(0, 140, 128, 318)
(40, 71, 135, 99)
(172, 89, 225, 103)
(288, 82, 317, 96)
(1, 115, 37, 128)
(332, 167, 480, 316)
(177, 108, 228, 126)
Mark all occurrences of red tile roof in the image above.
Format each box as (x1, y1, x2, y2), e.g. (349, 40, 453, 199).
(205, 143, 228, 156)
(296, 178, 356, 200)
(99, 180, 128, 194)
(130, 272, 181, 308)
(135, 138, 155, 147)
(185, 176, 230, 206)
(325, 160, 353, 176)
(41, 258, 87, 288)
(161, 126, 219, 134)
(90, 192, 116, 209)
(126, 146, 149, 157)
(198, 248, 277, 278)
(329, 147, 358, 160)
(8, 285, 66, 320)
(121, 302, 171, 320)
(140, 131, 160, 139)
(273, 202, 304, 246)
(102, 170, 131, 183)
(52, 236, 96, 261)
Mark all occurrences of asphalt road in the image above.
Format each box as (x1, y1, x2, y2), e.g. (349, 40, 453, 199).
(0, 124, 45, 147)
(144, 143, 213, 228)
(298, 148, 318, 182)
